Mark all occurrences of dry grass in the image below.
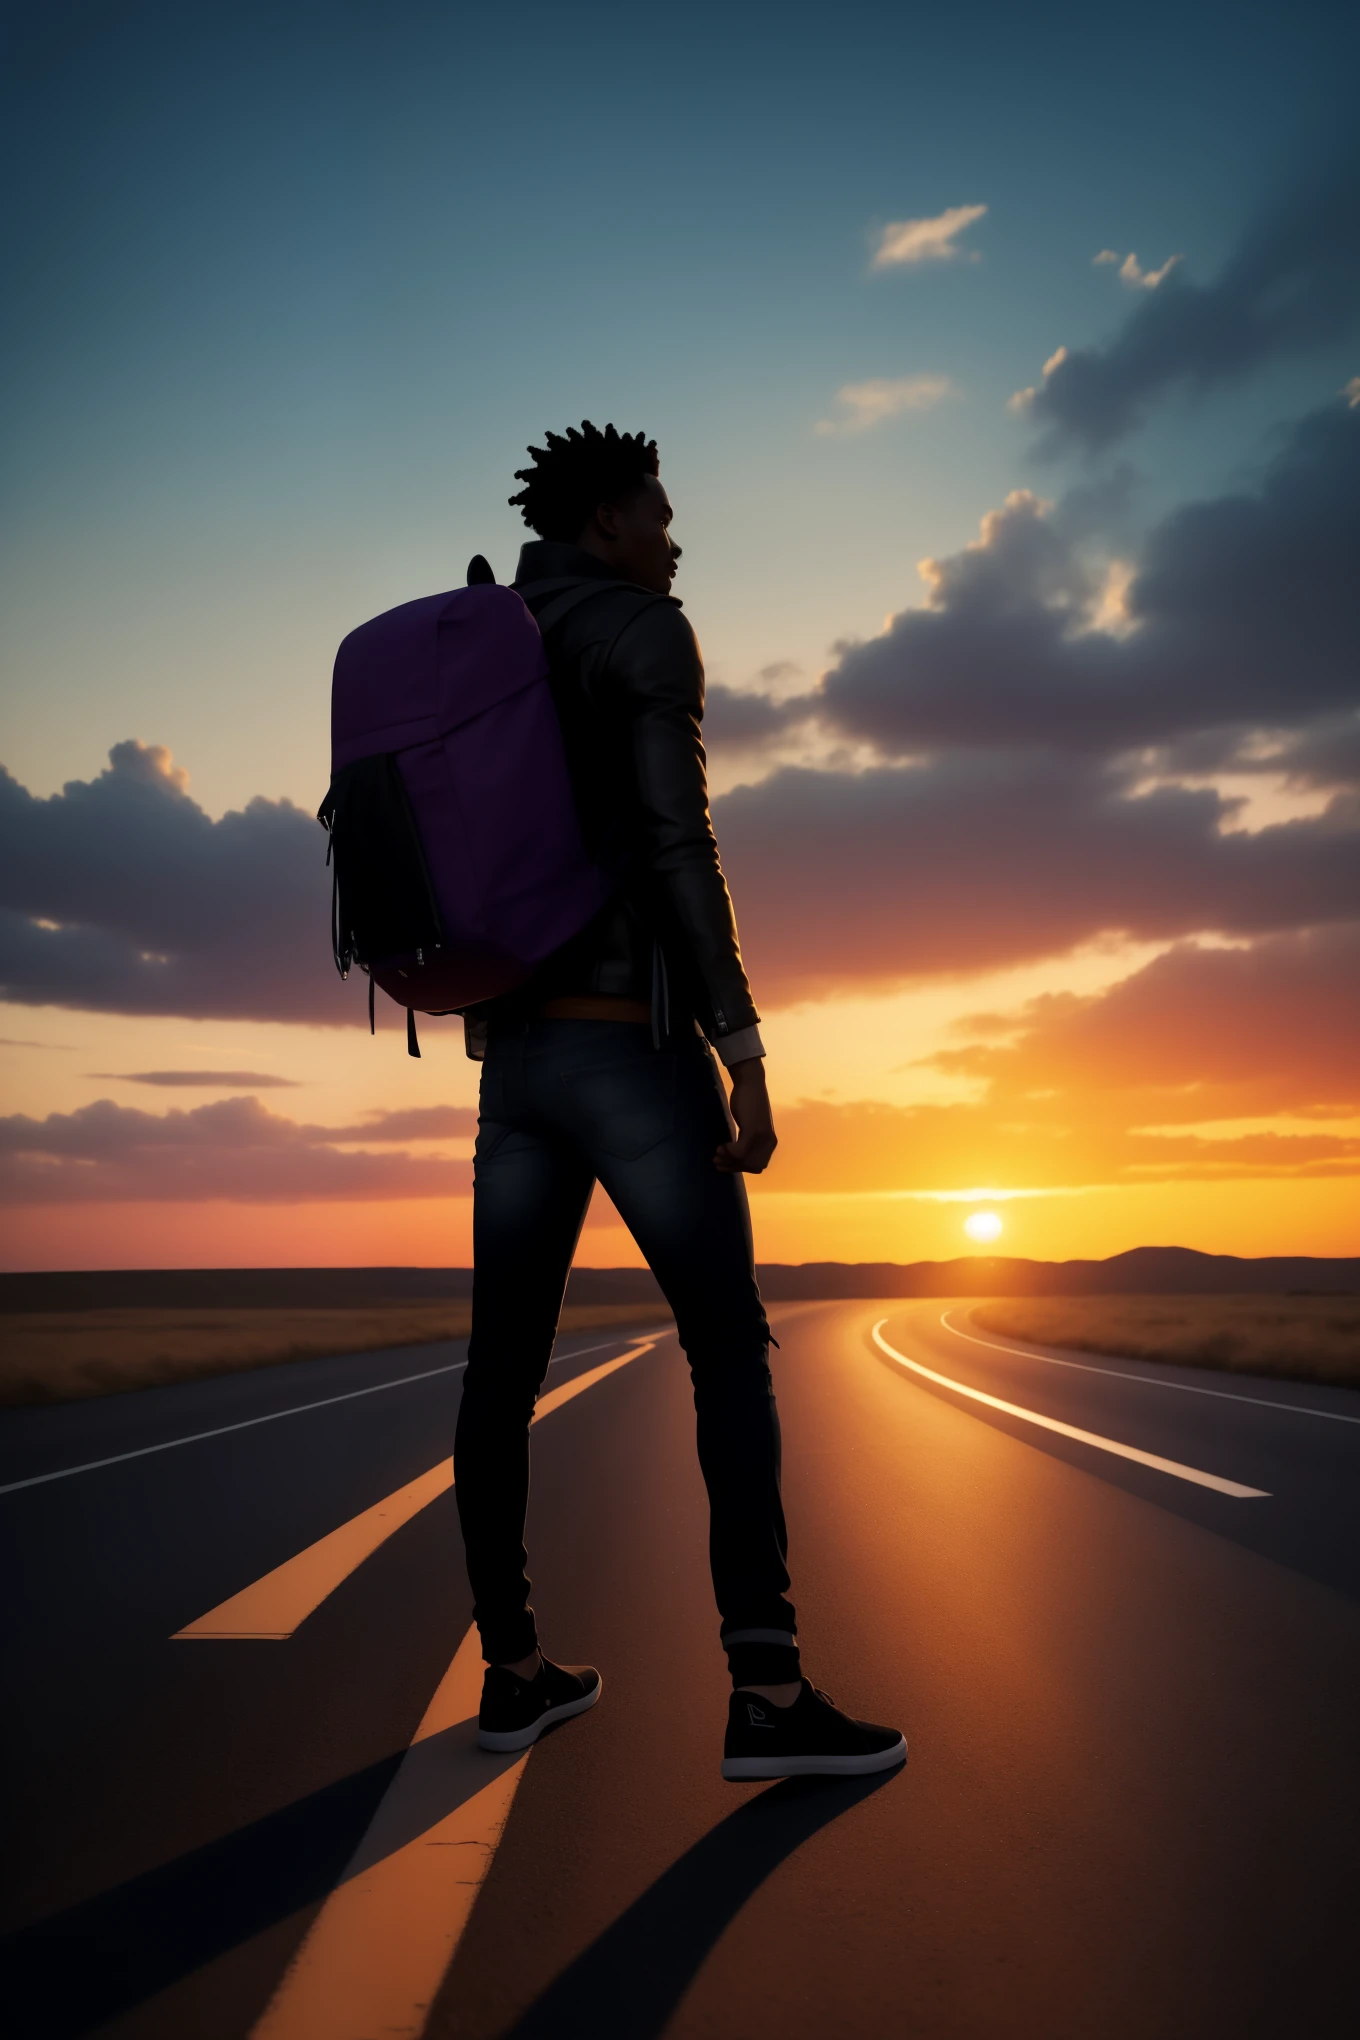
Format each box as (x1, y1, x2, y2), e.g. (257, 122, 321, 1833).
(0, 1302, 673, 1408)
(970, 1293, 1360, 1390)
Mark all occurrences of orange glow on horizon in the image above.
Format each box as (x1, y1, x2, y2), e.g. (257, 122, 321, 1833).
(4, 1173, 1356, 1274)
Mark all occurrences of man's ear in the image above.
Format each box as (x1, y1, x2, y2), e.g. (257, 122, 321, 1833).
(593, 499, 622, 541)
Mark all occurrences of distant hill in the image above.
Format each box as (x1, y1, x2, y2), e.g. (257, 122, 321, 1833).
(2, 1246, 1355, 1313)
(755, 1247, 1360, 1298)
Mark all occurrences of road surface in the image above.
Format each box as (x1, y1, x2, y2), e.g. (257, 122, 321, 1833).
(3, 1299, 1359, 2038)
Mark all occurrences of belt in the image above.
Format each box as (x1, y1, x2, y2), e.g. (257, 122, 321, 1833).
(536, 995, 652, 1024)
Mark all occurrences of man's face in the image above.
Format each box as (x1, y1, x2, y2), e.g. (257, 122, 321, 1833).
(589, 474, 681, 595)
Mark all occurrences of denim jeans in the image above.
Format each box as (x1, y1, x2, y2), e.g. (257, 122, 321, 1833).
(454, 1018, 799, 1686)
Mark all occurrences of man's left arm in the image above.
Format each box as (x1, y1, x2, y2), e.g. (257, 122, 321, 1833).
(612, 602, 765, 1065)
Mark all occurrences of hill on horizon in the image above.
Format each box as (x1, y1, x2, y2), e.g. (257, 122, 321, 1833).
(2, 1246, 1356, 1313)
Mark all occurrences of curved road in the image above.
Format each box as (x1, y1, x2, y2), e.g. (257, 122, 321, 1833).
(3, 1299, 1359, 2037)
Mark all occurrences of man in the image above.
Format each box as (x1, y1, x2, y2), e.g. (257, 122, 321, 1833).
(456, 422, 904, 1781)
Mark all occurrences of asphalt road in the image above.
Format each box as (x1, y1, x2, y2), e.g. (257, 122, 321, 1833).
(3, 1299, 1359, 2038)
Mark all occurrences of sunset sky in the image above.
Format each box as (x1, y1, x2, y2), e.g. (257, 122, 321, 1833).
(3, 0, 1358, 1270)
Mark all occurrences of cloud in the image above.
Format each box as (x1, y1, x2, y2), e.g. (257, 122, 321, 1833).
(815, 375, 954, 435)
(18, 940, 1351, 1211)
(1093, 249, 1182, 290)
(4, 407, 1357, 1024)
(811, 400, 1360, 759)
(1346, 375, 1360, 407)
(871, 204, 986, 269)
(1018, 164, 1360, 448)
(696, 401, 1360, 1001)
(935, 922, 1360, 1118)
(88, 1069, 301, 1088)
(0, 1094, 476, 1204)
(765, 923, 1360, 1194)
(717, 753, 1359, 1004)
(703, 684, 818, 752)
(1006, 346, 1067, 417)
(0, 739, 338, 1023)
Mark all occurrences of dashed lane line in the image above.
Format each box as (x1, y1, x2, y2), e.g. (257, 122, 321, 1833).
(871, 1321, 1269, 1499)
(248, 1341, 665, 2035)
(0, 1331, 656, 1499)
(174, 1340, 659, 1639)
(940, 1310, 1360, 1426)
(250, 1621, 526, 2040)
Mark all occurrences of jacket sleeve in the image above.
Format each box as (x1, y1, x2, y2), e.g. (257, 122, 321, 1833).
(609, 600, 760, 1043)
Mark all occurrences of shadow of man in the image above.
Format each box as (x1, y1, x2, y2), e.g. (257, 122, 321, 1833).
(495, 1767, 902, 2039)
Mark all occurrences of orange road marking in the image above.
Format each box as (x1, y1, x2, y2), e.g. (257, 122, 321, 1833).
(250, 1623, 527, 2040)
(174, 1341, 658, 1640)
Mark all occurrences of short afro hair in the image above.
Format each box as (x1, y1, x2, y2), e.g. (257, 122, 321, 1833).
(509, 421, 659, 542)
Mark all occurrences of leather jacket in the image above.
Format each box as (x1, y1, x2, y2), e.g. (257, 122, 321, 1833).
(488, 539, 761, 1051)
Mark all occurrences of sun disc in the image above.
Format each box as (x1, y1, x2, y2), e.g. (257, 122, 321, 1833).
(964, 1210, 1003, 1243)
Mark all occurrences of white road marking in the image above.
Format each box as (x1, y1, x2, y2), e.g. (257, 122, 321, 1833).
(871, 1321, 1269, 1499)
(250, 1622, 529, 2040)
(941, 1310, 1360, 1426)
(0, 1330, 660, 1498)
(0, 1363, 467, 1497)
(174, 1340, 659, 1639)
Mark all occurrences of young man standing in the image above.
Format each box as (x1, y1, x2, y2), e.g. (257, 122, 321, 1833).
(456, 423, 904, 1781)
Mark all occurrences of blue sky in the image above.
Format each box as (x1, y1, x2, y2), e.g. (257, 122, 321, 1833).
(4, 1, 1359, 1271)
(4, 0, 1355, 813)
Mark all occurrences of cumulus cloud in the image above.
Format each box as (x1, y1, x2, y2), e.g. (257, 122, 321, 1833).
(691, 399, 1360, 1000)
(811, 400, 1360, 759)
(815, 375, 954, 435)
(871, 204, 986, 269)
(1006, 346, 1067, 417)
(4, 404, 1357, 1024)
(1019, 165, 1360, 449)
(1093, 249, 1182, 289)
(0, 1094, 475, 1204)
(703, 684, 818, 753)
(0, 739, 338, 1023)
(717, 753, 1359, 1003)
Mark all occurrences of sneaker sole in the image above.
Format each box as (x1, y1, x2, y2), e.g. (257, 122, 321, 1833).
(721, 1734, 906, 1781)
(477, 1676, 603, 1752)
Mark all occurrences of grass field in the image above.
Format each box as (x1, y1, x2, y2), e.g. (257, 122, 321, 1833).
(0, 1302, 674, 1408)
(969, 1294, 1360, 1390)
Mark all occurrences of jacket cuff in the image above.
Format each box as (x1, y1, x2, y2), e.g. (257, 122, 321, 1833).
(715, 1024, 765, 1068)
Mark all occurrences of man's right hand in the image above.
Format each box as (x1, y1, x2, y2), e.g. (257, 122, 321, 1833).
(714, 1059, 778, 1174)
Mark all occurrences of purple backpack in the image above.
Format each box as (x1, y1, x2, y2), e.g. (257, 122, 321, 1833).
(319, 557, 612, 1054)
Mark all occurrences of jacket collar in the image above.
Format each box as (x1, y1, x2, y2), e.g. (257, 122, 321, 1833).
(513, 538, 682, 604)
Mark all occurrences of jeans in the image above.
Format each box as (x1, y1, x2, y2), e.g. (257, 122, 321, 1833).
(454, 1018, 799, 1687)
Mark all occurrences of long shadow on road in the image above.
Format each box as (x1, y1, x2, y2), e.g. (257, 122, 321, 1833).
(495, 1766, 902, 2040)
(0, 1751, 403, 2038)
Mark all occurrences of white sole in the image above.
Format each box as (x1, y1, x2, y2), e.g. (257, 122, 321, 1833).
(721, 1734, 906, 1781)
(477, 1676, 603, 1752)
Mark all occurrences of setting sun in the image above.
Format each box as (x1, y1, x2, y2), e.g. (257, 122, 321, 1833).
(964, 1211, 1004, 1243)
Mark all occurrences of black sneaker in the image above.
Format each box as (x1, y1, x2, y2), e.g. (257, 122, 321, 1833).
(722, 1679, 906, 1781)
(477, 1656, 602, 1752)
